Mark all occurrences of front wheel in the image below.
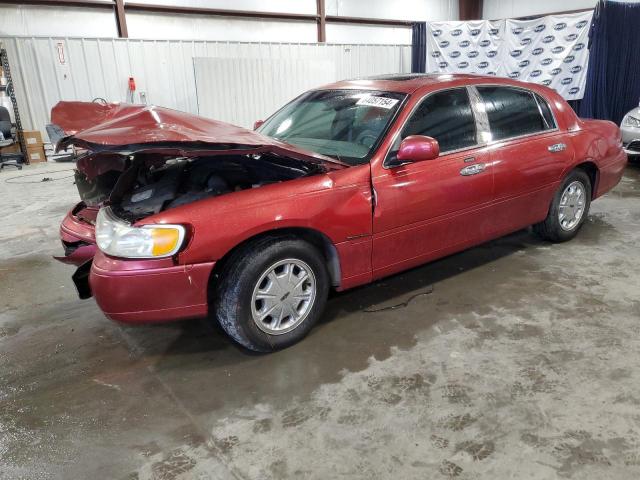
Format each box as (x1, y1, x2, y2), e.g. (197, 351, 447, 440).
(533, 169, 592, 242)
(213, 236, 329, 352)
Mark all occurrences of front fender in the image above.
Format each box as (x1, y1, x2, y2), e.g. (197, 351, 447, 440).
(147, 164, 374, 268)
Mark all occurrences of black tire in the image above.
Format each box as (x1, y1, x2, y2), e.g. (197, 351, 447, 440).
(533, 169, 592, 242)
(213, 236, 329, 352)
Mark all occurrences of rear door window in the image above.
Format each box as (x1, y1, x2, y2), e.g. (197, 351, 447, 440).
(477, 86, 554, 141)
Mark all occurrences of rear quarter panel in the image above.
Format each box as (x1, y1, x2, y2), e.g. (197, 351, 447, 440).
(568, 119, 627, 198)
(525, 84, 626, 199)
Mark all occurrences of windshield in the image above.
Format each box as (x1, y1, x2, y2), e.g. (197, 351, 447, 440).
(258, 89, 406, 165)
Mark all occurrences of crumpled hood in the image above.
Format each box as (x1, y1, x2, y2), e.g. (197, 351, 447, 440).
(49, 101, 346, 169)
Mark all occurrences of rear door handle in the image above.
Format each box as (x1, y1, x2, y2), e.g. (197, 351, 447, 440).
(460, 163, 486, 176)
(548, 143, 566, 153)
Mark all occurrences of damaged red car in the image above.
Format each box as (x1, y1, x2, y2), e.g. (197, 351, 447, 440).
(54, 74, 627, 351)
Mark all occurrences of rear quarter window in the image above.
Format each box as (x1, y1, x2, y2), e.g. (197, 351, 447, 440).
(535, 93, 557, 130)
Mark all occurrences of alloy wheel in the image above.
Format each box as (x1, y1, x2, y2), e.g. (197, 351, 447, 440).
(558, 180, 586, 231)
(250, 259, 317, 335)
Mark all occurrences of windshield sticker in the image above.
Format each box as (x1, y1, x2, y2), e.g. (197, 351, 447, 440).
(356, 96, 399, 109)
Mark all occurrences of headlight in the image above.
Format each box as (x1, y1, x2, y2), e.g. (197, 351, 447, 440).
(95, 207, 186, 258)
(623, 115, 640, 128)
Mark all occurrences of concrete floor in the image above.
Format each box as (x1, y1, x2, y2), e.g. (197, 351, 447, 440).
(1, 161, 639, 480)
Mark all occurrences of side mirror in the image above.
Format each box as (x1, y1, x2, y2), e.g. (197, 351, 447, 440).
(396, 135, 440, 164)
(253, 119, 265, 130)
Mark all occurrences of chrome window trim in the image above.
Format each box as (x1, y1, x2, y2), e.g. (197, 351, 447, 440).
(534, 93, 551, 130)
(467, 85, 491, 143)
(533, 92, 557, 130)
(383, 86, 481, 169)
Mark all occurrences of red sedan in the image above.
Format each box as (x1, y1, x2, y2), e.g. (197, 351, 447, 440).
(53, 74, 627, 351)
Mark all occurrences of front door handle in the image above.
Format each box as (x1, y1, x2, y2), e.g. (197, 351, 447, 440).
(460, 163, 486, 176)
(548, 143, 566, 153)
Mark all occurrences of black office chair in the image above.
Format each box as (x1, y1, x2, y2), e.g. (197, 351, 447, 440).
(0, 105, 23, 170)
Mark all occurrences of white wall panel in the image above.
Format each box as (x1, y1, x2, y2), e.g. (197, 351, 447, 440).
(326, 23, 412, 44)
(1, 37, 410, 137)
(326, 0, 459, 21)
(0, 5, 117, 37)
(195, 57, 336, 127)
(483, 0, 597, 19)
(126, 12, 318, 42)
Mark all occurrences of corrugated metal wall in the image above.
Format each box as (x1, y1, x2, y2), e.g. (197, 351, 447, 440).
(194, 57, 338, 128)
(0, 36, 411, 138)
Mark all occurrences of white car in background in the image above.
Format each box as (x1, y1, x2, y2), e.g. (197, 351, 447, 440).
(621, 105, 640, 158)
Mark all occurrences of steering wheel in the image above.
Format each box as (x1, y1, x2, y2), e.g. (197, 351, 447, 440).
(92, 97, 108, 105)
(355, 129, 379, 149)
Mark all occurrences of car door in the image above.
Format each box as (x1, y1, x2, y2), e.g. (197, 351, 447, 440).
(473, 85, 573, 232)
(371, 86, 495, 278)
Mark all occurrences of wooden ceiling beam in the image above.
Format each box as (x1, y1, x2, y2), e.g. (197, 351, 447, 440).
(317, 0, 326, 43)
(459, 0, 483, 21)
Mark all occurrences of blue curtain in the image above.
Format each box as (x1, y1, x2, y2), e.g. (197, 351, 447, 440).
(578, 0, 640, 123)
(412, 22, 427, 73)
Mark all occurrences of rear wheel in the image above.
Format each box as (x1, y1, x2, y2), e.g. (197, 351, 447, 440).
(533, 169, 592, 242)
(213, 236, 329, 352)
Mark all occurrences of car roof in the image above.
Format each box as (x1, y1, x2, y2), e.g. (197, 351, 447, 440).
(319, 73, 543, 95)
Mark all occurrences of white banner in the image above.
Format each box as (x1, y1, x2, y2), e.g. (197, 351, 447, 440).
(425, 11, 592, 100)
(426, 20, 504, 76)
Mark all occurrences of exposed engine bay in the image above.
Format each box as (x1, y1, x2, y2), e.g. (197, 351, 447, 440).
(74, 152, 323, 222)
